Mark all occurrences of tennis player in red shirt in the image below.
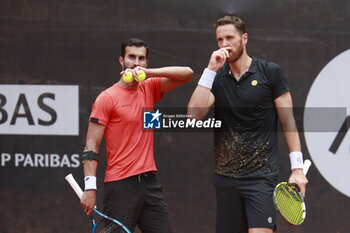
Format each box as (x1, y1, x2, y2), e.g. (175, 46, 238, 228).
(80, 38, 193, 233)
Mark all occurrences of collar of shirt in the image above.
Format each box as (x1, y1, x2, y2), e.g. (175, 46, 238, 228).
(223, 56, 259, 81)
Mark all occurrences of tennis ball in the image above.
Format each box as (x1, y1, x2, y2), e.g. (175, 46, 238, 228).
(135, 70, 146, 82)
(122, 71, 134, 83)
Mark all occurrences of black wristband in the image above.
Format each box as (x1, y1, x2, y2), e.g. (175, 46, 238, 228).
(80, 150, 99, 163)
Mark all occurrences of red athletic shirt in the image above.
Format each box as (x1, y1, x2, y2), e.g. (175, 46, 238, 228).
(89, 78, 163, 182)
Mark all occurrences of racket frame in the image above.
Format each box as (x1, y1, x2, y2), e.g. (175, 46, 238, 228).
(273, 159, 312, 226)
(273, 181, 306, 225)
(65, 174, 131, 233)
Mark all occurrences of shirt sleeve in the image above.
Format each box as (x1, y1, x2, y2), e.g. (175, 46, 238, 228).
(89, 91, 114, 126)
(144, 77, 164, 103)
(267, 62, 290, 100)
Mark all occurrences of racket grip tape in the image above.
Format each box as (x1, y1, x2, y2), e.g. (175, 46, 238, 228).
(65, 173, 83, 199)
(303, 159, 312, 176)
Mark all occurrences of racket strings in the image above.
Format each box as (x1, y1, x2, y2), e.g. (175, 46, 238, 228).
(96, 219, 128, 233)
(275, 184, 305, 225)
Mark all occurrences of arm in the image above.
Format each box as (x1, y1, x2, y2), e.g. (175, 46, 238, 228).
(81, 122, 105, 215)
(128, 66, 193, 93)
(275, 92, 308, 197)
(187, 47, 230, 120)
(187, 86, 215, 120)
(157, 66, 193, 93)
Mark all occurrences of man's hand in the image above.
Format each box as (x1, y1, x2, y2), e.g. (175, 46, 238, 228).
(207, 47, 232, 72)
(81, 190, 97, 216)
(120, 67, 148, 80)
(288, 169, 308, 198)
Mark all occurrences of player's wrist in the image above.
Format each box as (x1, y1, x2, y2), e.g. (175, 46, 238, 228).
(198, 68, 216, 89)
(289, 151, 304, 170)
(206, 65, 219, 72)
(84, 176, 97, 191)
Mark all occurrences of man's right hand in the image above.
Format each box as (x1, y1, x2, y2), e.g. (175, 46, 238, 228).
(207, 47, 232, 72)
(81, 190, 97, 216)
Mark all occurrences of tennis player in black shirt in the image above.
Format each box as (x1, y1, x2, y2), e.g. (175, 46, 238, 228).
(188, 16, 308, 233)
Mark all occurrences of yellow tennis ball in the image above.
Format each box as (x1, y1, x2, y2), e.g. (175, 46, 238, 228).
(135, 70, 146, 82)
(122, 71, 134, 83)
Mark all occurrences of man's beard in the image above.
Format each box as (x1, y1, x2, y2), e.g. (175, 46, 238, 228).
(226, 40, 244, 63)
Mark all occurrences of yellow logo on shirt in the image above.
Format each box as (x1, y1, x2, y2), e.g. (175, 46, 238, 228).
(251, 80, 258, 86)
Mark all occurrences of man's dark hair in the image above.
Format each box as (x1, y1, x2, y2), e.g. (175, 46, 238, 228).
(121, 38, 149, 58)
(214, 15, 246, 35)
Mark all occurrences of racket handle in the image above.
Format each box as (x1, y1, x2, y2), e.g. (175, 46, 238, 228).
(303, 159, 312, 176)
(65, 173, 98, 210)
(65, 173, 83, 199)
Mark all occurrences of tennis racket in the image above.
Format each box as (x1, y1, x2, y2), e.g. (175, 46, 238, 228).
(273, 159, 312, 225)
(65, 174, 131, 233)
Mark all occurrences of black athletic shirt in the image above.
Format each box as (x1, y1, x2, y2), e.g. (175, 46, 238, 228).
(211, 57, 290, 178)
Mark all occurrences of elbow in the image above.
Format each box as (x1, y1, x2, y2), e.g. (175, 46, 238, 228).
(187, 101, 204, 121)
(184, 67, 194, 82)
(187, 100, 198, 109)
(85, 140, 100, 153)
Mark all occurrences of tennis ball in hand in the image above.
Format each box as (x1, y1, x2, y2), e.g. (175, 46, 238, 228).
(135, 70, 146, 82)
(122, 71, 134, 83)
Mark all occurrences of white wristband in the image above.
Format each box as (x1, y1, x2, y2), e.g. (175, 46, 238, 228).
(198, 68, 216, 89)
(84, 176, 97, 191)
(289, 152, 304, 170)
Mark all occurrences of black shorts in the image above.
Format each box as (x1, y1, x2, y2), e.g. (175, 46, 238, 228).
(213, 171, 279, 233)
(103, 172, 172, 233)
